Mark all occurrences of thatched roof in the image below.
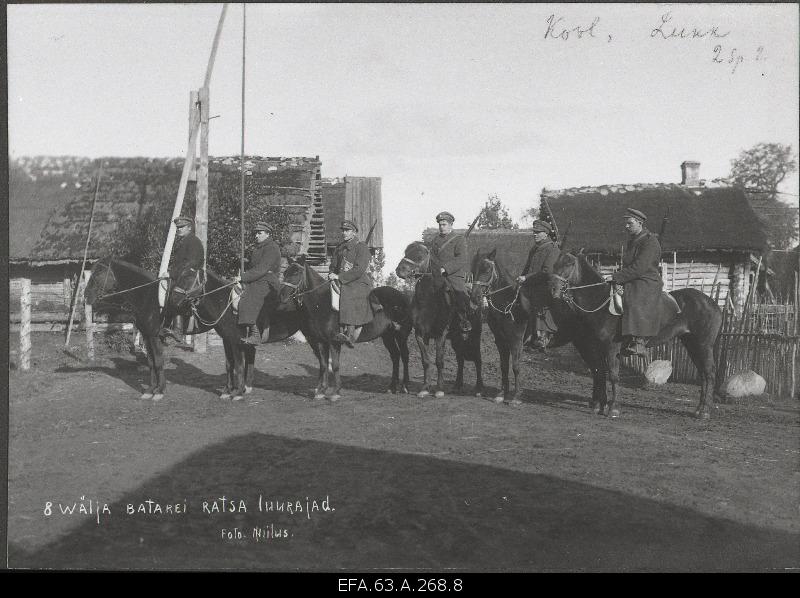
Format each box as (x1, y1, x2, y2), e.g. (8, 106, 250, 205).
(540, 183, 768, 254)
(9, 156, 321, 264)
(766, 246, 800, 301)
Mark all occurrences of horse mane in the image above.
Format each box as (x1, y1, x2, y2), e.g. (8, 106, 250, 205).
(404, 241, 429, 261)
(108, 258, 157, 282)
(474, 249, 515, 287)
(574, 254, 603, 284)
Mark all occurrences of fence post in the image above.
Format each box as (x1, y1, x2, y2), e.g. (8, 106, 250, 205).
(20, 278, 31, 370)
(83, 270, 94, 360)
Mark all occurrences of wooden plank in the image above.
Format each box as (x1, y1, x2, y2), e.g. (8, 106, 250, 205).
(195, 85, 210, 355)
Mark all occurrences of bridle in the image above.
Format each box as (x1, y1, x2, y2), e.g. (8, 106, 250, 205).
(398, 246, 431, 281)
(472, 257, 522, 320)
(551, 274, 611, 314)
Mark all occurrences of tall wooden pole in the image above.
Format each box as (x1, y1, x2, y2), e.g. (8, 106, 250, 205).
(240, 4, 247, 276)
(158, 5, 228, 307)
(194, 86, 210, 354)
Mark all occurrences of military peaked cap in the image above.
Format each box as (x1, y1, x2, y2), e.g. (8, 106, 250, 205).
(624, 208, 647, 222)
(531, 220, 553, 234)
(436, 211, 455, 224)
(253, 221, 272, 233)
(173, 216, 193, 227)
(340, 220, 358, 232)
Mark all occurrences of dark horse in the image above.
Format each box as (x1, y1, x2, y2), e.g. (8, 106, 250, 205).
(395, 241, 481, 399)
(84, 257, 167, 400)
(167, 267, 302, 400)
(529, 252, 723, 419)
(279, 255, 413, 401)
(469, 248, 540, 405)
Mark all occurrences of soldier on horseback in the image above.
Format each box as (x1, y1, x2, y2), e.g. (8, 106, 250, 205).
(603, 208, 664, 357)
(516, 219, 560, 350)
(430, 211, 471, 324)
(161, 216, 204, 343)
(238, 222, 281, 345)
(328, 220, 374, 348)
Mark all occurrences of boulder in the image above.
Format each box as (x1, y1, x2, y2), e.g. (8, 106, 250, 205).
(722, 371, 767, 398)
(645, 360, 672, 385)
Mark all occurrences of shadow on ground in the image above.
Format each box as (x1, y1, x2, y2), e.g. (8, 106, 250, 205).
(9, 433, 798, 571)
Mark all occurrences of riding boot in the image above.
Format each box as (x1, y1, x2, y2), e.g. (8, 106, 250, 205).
(333, 325, 355, 348)
(160, 315, 185, 344)
(241, 325, 262, 345)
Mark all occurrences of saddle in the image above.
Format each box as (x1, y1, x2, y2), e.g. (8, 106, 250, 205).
(609, 286, 682, 320)
(231, 282, 243, 315)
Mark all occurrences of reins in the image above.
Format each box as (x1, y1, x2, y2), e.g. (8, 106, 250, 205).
(553, 274, 613, 314)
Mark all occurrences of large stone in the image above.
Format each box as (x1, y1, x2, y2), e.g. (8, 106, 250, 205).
(722, 371, 767, 398)
(645, 360, 672, 385)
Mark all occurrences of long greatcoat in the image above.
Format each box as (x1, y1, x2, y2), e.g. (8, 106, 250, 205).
(169, 232, 205, 281)
(238, 238, 281, 325)
(330, 238, 373, 326)
(430, 232, 468, 293)
(521, 239, 560, 333)
(611, 229, 664, 337)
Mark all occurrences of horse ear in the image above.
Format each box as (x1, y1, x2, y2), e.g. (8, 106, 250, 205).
(488, 248, 497, 260)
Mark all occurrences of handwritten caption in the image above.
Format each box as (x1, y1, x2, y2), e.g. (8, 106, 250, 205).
(542, 10, 767, 75)
(42, 494, 335, 542)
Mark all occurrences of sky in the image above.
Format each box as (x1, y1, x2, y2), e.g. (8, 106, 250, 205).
(7, 3, 800, 271)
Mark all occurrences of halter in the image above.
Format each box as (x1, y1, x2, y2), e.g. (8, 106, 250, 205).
(551, 274, 611, 314)
(399, 248, 431, 281)
(472, 257, 521, 320)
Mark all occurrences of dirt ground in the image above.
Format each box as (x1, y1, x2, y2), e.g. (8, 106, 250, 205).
(7, 329, 800, 571)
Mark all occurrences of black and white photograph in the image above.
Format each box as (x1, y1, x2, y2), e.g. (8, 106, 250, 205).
(5, 3, 800, 573)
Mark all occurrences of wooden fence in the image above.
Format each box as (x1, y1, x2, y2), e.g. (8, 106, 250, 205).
(623, 298, 799, 400)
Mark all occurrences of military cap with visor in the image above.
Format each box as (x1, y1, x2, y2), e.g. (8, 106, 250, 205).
(531, 220, 553, 234)
(624, 208, 648, 223)
(340, 219, 358, 232)
(252, 222, 272, 233)
(173, 216, 193, 227)
(436, 211, 455, 224)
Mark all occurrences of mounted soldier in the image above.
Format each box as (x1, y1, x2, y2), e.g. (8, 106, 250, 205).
(603, 208, 664, 357)
(161, 216, 205, 343)
(430, 211, 471, 324)
(238, 221, 282, 345)
(328, 219, 373, 348)
(516, 219, 560, 350)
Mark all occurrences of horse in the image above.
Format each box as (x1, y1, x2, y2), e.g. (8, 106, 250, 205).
(469, 248, 536, 405)
(528, 252, 723, 419)
(83, 257, 168, 401)
(395, 241, 481, 399)
(279, 255, 413, 401)
(167, 267, 302, 400)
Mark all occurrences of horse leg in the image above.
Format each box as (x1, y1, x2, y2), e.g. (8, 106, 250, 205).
(507, 341, 523, 406)
(416, 333, 432, 398)
(327, 343, 342, 401)
(681, 335, 714, 420)
(399, 329, 411, 394)
(147, 335, 166, 401)
(496, 344, 509, 404)
(244, 344, 256, 394)
(474, 353, 484, 398)
(434, 333, 448, 398)
(313, 342, 329, 400)
(382, 333, 401, 394)
(230, 341, 246, 401)
(606, 350, 620, 418)
(454, 354, 464, 393)
(219, 339, 235, 400)
(590, 370, 605, 415)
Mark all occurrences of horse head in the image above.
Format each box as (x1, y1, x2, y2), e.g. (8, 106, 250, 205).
(280, 255, 307, 305)
(469, 248, 499, 306)
(169, 267, 205, 309)
(84, 257, 117, 306)
(395, 242, 430, 280)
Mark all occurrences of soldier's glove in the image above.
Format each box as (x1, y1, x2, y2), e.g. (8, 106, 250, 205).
(440, 268, 447, 276)
(603, 275, 614, 283)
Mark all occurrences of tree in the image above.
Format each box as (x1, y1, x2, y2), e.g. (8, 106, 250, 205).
(477, 194, 518, 230)
(729, 143, 798, 249)
(367, 247, 386, 286)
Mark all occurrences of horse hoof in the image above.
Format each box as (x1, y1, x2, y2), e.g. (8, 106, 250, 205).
(493, 395, 505, 404)
(475, 391, 482, 398)
(434, 391, 445, 399)
(313, 393, 325, 400)
(328, 394, 341, 402)
(505, 399, 522, 407)
(417, 390, 430, 398)
(151, 394, 164, 402)
(609, 409, 620, 419)
(140, 393, 153, 400)
(232, 394, 245, 402)
(244, 386, 253, 394)
(219, 393, 231, 400)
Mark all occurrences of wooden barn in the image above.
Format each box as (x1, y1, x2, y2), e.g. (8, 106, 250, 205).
(8, 155, 331, 329)
(320, 176, 384, 258)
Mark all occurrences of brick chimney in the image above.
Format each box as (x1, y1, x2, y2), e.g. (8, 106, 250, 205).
(681, 161, 700, 186)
